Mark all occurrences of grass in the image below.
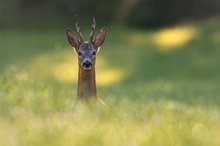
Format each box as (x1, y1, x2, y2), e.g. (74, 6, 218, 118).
(0, 20, 220, 146)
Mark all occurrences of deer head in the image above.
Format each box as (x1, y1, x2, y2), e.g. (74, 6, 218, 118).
(66, 18, 107, 70)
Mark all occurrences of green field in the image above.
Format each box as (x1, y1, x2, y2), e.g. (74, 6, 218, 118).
(0, 21, 220, 146)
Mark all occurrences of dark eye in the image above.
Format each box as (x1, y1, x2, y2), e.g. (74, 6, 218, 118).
(92, 51, 96, 55)
(78, 52, 82, 56)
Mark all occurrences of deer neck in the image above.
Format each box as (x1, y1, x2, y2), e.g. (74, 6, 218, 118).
(77, 67, 97, 99)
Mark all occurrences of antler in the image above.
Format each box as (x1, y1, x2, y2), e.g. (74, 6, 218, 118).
(76, 21, 84, 43)
(90, 17, 96, 42)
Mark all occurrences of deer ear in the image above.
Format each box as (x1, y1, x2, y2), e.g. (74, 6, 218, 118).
(93, 27, 107, 48)
(66, 28, 79, 49)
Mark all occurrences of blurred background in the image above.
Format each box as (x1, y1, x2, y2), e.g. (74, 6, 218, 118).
(1, 0, 220, 146)
(0, 0, 220, 81)
(0, 0, 220, 99)
(0, 0, 220, 29)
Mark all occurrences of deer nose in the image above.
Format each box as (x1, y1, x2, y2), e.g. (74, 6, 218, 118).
(83, 60, 93, 68)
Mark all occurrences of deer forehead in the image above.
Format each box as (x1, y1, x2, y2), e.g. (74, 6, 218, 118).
(79, 42, 95, 51)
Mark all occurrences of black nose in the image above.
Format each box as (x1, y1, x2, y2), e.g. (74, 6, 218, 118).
(83, 60, 92, 68)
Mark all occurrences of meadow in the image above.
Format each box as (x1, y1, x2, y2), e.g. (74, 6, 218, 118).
(0, 20, 220, 146)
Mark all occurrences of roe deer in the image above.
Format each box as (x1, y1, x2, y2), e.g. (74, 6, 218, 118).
(66, 18, 107, 100)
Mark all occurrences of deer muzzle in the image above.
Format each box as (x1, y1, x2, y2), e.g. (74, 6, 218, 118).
(82, 60, 93, 70)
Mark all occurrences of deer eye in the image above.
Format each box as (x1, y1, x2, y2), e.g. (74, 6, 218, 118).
(92, 51, 96, 56)
(78, 52, 82, 56)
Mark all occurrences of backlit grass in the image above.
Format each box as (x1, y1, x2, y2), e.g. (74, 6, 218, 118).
(0, 20, 220, 146)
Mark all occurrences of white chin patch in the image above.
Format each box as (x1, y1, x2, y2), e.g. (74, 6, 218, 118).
(83, 66, 92, 70)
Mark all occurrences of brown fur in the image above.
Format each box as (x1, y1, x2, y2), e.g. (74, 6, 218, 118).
(77, 67, 97, 99)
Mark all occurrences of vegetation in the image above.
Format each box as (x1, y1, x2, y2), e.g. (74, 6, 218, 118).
(1, 0, 220, 29)
(0, 21, 220, 146)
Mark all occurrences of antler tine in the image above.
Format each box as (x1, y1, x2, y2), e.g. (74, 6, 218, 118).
(90, 17, 96, 42)
(75, 21, 84, 43)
